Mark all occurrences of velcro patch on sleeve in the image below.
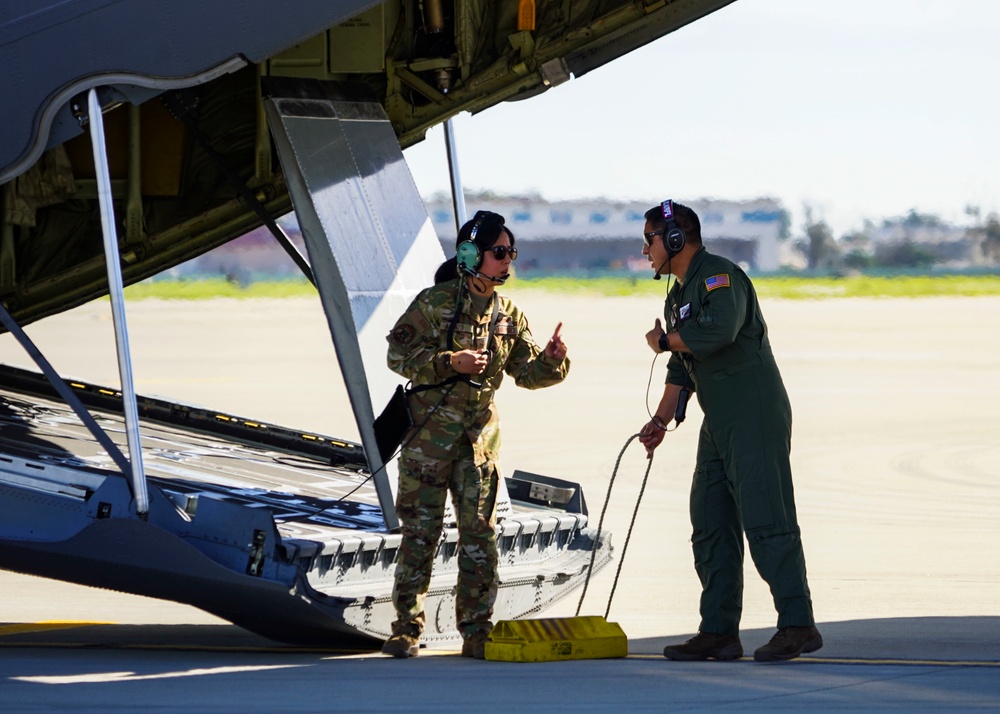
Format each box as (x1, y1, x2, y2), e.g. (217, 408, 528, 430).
(390, 323, 417, 345)
(705, 274, 731, 291)
(408, 309, 430, 333)
(390, 308, 430, 346)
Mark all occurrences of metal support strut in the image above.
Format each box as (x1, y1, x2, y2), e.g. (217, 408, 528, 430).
(443, 117, 467, 234)
(87, 88, 149, 518)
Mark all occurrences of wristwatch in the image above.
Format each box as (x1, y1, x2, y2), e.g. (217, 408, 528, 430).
(658, 333, 670, 352)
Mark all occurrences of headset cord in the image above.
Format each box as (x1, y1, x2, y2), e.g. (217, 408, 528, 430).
(575, 432, 655, 619)
(337, 281, 470, 506)
(333, 381, 457, 505)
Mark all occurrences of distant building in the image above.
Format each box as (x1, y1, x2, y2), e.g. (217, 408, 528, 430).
(171, 196, 787, 279)
(428, 196, 786, 273)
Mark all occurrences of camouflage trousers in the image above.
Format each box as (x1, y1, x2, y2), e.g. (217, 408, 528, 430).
(390, 443, 500, 640)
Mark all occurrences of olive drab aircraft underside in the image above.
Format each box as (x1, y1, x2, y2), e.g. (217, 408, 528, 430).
(0, 0, 736, 644)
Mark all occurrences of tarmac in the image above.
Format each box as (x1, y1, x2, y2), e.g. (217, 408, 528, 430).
(1, 291, 998, 711)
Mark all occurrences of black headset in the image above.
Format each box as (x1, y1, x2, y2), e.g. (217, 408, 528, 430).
(660, 199, 686, 255)
(456, 210, 504, 276)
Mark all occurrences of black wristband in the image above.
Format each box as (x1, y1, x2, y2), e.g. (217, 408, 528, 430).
(658, 333, 670, 352)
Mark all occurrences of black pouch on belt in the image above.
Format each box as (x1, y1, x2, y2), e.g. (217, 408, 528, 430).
(373, 384, 412, 462)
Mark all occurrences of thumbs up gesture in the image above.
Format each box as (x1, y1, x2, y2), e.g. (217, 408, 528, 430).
(645, 318, 666, 353)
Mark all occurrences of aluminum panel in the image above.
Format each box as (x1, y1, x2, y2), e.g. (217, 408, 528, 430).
(265, 81, 445, 529)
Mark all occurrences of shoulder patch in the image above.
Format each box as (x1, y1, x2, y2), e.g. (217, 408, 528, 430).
(705, 274, 731, 291)
(407, 308, 430, 333)
(391, 323, 416, 345)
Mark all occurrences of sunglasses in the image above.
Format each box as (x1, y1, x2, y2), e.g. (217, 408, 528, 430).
(642, 229, 665, 247)
(488, 245, 517, 261)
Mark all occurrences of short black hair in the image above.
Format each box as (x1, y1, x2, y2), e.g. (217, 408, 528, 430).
(644, 201, 702, 244)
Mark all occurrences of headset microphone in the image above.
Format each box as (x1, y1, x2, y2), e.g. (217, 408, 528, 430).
(652, 255, 670, 281)
(478, 272, 507, 285)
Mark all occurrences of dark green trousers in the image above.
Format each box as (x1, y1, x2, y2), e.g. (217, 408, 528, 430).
(690, 374, 815, 635)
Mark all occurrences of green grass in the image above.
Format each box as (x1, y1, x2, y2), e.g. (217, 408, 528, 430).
(122, 274, 1000, 301)
(123, 278, 317, 300)
(752, 275, 1000, 299)
(513, 274, 1000, 299)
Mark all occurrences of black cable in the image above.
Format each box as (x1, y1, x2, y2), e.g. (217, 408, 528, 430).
(646, 271, 697, 432)
(337, 280, 483, 505)
(340, 283, 494, 511)
(575, 433, 654, 618)
(644, 350, 690, 434)
(339, 279, 471, 506)
(644, 351, 664, 426)
(667, 274, 694, 414)
(602, 437, 656, 620)
(334, 381, 457, 505)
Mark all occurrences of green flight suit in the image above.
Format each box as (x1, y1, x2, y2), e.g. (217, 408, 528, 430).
(664, 246, 815, 635)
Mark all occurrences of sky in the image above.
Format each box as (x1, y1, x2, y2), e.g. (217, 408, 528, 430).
(402, 0, 1000, 238)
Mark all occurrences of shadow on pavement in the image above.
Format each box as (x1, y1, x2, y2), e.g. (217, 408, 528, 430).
(4, 616, 999, 664)
(631, 616, 1000, 662)
(0, 622, 378, 655)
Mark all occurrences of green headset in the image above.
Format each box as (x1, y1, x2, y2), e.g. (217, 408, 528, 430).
(456, 210, 505, 276)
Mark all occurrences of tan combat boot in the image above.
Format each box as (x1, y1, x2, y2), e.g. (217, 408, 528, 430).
(460, 631, 489, 660)
(381, 631, 420, 658)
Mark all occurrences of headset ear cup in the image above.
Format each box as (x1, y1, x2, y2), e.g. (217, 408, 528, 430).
(665, 228, 685, 254)
(456, 241, 481, 274)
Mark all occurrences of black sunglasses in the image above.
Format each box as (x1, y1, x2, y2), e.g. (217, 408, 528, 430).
(643, 229, 665, 247)
(488, 245, 517, 261)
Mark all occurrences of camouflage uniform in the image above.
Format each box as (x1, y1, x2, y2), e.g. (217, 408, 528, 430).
(385, 278, 569, 640)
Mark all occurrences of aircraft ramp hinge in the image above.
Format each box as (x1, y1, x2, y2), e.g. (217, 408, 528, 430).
(246, 529, 267, 577)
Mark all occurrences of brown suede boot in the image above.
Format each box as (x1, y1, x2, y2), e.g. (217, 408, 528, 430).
(381, 632, 420, 658)
(461, 631, 489, 660)
(662, 632, 743, 661)
(753, 626, 823, 662)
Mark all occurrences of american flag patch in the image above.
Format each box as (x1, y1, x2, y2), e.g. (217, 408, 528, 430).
(705, 274, 731, 291)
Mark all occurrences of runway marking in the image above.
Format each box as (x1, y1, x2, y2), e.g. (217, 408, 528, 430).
(802, 657, 1000, 668)
(0, 622, 114, 637)
(628, 654, 1000, 667)
(14, 664, 307, 685)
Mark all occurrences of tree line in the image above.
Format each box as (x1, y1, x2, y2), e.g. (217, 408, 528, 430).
(794, 208, 1000, 272)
